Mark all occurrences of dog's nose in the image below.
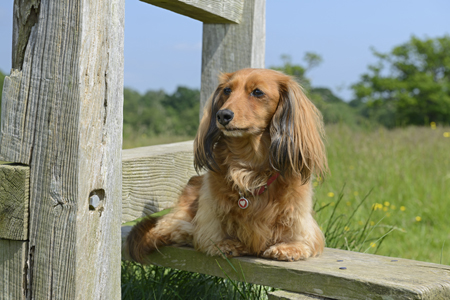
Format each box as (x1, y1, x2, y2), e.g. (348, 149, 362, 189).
(216, 109, 234, 126)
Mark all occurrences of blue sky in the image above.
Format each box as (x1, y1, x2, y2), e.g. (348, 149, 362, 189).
(1, 1, 449, 101)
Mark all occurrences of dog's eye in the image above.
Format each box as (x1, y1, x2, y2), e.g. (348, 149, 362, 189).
(223, 87, 232, 95)
(251, 88, 265, 97)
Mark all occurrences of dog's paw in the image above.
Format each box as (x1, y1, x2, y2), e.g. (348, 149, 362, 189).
(262, 242, 312, 262)
(213, 239, 248, 258)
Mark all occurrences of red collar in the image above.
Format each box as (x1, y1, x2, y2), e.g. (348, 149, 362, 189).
(253, 173, 280, 195)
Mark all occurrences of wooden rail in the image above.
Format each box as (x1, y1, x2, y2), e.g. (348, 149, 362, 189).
(141, 0, 244, 23)
(122, 141, 197, 223)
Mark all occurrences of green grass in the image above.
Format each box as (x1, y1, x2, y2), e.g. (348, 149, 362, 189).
(314, 124, 450, 264)
(122, 261, 274, 300)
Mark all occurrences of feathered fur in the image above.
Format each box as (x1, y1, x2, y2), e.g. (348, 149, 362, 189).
(127, 68, 328, 263)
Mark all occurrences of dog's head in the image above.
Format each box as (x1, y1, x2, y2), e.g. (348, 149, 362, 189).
(194, 68, 327, 182)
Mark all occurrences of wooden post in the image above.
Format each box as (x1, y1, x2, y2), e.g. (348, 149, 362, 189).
(200, 0, 266, 114)
(0, 163, 29, 300)
(0, 0, 124, 298)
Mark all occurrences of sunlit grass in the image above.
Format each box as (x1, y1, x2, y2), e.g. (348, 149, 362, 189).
(315, 124, 450, 265)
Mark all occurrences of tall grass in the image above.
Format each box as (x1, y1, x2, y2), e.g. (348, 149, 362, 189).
(315, 124, 450, 264)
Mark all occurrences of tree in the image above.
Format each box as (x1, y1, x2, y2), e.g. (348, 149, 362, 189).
(351, 35, 450, 127)
(270, 54, 365, 127)
(163, 86, 200, 136)
(123, 86, 200, 139)
(123, 87, 168, 137)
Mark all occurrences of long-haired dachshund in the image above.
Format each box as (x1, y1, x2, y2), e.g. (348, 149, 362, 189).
(126, 68, 328, 263)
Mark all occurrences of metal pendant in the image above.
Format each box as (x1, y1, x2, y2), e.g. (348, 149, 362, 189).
(238, 197, 249, 209)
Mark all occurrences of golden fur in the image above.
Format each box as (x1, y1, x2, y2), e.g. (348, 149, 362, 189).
(126, 68, 328, 263)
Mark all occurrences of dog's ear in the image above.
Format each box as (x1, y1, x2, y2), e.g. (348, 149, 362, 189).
(269, 77, 328, 182)
(193, 86, 223, 173)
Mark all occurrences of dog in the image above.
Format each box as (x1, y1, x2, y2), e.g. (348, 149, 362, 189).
(126, 68, 328, 263)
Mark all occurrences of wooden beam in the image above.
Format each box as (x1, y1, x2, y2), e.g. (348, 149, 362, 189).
(268, 290, 327, 300)
(0, 240, 28, 300)
(0, 163, 29, 241)
(0, 0, 124, 298)
(122, 141, 198, 223)
(140, 0, 244, 24)
(200, 0, 265, 115)
(120, 231, 450, 300)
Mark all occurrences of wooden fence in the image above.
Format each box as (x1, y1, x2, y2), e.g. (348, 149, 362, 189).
(0, 0, 449, 299)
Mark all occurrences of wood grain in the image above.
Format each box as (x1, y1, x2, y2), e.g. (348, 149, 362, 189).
(0, 239, 28, 300)
(140, 0, 244, 24)
(0, 164, 29, 241)
(200, 0, 265, 116)
(122, 141, 198, 223)
(268, 290, 329, 300)
(120, 233, 450, 300)
(0, 0, 124, 298)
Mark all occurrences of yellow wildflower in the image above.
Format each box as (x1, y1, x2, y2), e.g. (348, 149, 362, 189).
(353, 191, 359, 196)
(415, 216, 422, 222)
(370, 242, 376, 248)
(370, 221, 375, 226)
(358, 221, 364, 226)
(430, 122, 436, 129)
(313, 181, 319, 187)
(391, 205, 396, 210)
(346, 201, 351, 206)
(328, 192, 335, 197)
(400, 206, 406, 212)
(384, 201, 390, 207)
(344, 226, 350, 231)
(444, 132, 450, 138)
(383, 207, 388, 212)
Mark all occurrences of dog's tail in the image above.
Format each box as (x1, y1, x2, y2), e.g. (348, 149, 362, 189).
(125, 175, 202, 264)
(125, 216, 169, 264)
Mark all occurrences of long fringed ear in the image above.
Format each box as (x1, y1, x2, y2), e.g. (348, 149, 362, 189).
(270, 78, 328, 182)
(193, 87, 222, 173)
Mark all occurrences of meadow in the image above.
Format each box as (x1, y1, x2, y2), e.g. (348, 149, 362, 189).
(315, 124, 450, 264)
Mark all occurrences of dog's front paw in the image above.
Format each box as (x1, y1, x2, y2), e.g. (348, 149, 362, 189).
(213, 239, 248, 258)
(262, 242, 312, 262)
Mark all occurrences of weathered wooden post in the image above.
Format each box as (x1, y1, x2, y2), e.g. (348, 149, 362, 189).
(0, 0, 124, 298)
(200, 0, 265, 113)
(140, 0, 265, 116)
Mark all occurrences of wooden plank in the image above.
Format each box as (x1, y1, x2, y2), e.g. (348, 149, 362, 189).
(0, 164, 29, 241)
(0, 239, 28, 300)
(121, 227, 450, 300)
(122, 141, 198, 223)
(268, 290, 331, 300)
(0, 0, 124, 298)
(140, 0, 244, 24)
(200, 0, 265, 114)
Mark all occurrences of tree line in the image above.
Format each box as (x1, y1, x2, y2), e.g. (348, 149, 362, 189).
(1, 35, 449, 138)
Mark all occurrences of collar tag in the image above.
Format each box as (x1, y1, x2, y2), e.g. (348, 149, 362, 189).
(238, 196, 249, 209)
